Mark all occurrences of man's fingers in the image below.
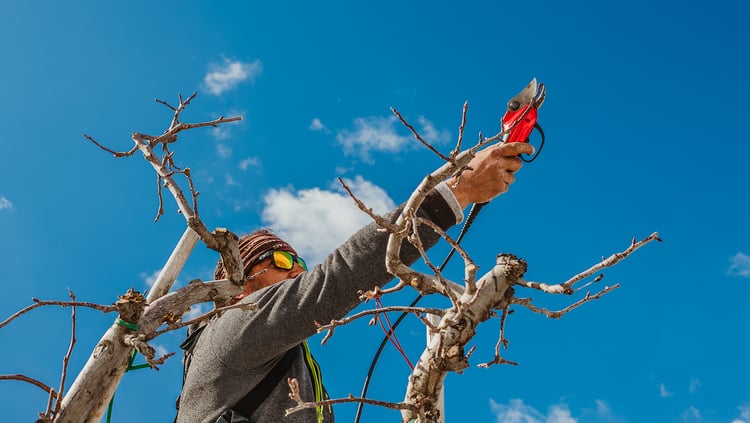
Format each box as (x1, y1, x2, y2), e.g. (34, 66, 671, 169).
(501, 156, 523, 173)
(492, 142, 535, 158)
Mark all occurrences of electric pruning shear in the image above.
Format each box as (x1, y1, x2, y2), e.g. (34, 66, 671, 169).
(500, 77, 546, 158)
(353, 78, 547, 423)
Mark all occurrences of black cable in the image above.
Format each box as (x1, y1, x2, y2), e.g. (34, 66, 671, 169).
(353, 201, 487, 423)
(521, 123, 545, 163)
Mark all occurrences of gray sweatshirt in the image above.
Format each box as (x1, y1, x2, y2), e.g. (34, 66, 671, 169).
(176, 189, 460, 423)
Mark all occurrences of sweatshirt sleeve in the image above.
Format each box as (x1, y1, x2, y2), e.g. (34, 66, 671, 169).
(203, 188, 461, 371)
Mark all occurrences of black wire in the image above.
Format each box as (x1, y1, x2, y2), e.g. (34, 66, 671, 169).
(521, 123, 545, 163)
(353, 202, 487, 423)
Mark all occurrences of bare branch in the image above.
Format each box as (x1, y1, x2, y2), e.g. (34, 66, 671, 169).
(514, 232, 661, 294)
(450, 101, 469, 160)
(391, 107, 450, 161)
(151, 299, 258, 338)
(82, 134, 139, 158)
(478, 305, 518, 368)
(0, 299, 116, 330)
(286, 378, 417, 417)
(316, 305, 444, 345)
(53, 290, 78, 416)
(338, 177, 398, 233)
(0, 375, 56, 395)
(559, 232, 661, 291)
(513, 284, 621, 319)
(416, 216, 477, 296)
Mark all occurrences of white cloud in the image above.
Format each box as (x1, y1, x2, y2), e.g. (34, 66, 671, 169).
(689, 378, 700, 394)
(728, 252, 750, 277)
(548, 405, 577, 423)
(225, 174, 239, 186)
(335, 115, 449, 163)
(204, 59, 262, 96)
(211, 125, 233, 141)
(239, 156, 261, 171)
(490, 399, 544, 423)
(489, 399, 578, 423)
(491, 399, 632, 423)
(659, 383, 673, 398)
(210, 109, 244, 140)
(733, 402, 750, 423)
(140, 269, 162, 289)
(152, 343, 170, 359)
(309, 118, 328, 132)
(0, 196, 12, 210)
(185, 303, 211, 322)
(681, 406, 701, 422)
(260, 176, 395, 264)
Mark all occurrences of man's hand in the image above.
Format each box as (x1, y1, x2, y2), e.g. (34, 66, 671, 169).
(448, 142, 535, 209)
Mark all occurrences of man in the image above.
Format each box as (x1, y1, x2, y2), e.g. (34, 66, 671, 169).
(175, 142, 534, 423)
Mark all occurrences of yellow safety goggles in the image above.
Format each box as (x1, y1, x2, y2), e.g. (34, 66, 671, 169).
(254, 250, 308, 272)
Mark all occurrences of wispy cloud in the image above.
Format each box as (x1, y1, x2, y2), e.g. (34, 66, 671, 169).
(489, 399, 577, 423)
(681, 406, 701, 422)
(140, 269, 162, 289)
(335, 115, 449, 163)
(152, 342, 170, 359)
(204, 58, 262, 96)
(689, 378, 700, 394)
(260, 176, 395, 264)
(185, 303, 211, 322)
(239, 156, 261, 171)
(0, 196, 13, 211)
(732, 402, 750, 423)
(216, 144, 232, 158)
(309, 117, 328, 132)
(659, 383, 673, 398)
(490, 399, 627, 423)
(728, 252, 750, 277)
(490, 398, 544, 423)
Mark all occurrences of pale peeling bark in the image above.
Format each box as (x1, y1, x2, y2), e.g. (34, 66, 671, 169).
(401, 254, 525, 423)
(53, 96, 245, 422)
(55, 279, 246, 422)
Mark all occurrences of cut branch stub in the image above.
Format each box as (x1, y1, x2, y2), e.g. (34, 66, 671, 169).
(114, 288, 146, 324)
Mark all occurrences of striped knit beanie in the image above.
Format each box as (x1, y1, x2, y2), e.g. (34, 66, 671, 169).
(214, 229, 297, 280)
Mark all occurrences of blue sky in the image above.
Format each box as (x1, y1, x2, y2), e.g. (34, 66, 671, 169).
(1, 1, 748, 422)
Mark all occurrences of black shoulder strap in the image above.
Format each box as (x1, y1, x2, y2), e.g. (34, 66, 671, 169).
(232, 345, 299, 417)
(175, 323, 299, 420)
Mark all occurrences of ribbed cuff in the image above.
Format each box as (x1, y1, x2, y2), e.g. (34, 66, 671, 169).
(434, 181, 464, 224)
(419, 182, 464, 231)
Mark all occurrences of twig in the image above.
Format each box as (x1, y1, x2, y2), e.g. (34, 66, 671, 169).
(316, 306, 444, 345)
(513, 284, 621, 319)
(451, 101, 469, 160)
(82, 134, 139, 158)
(560, 232, 660, 291)
(416, 216, 477, 296)
(286, 378, 417, 417)
(391, 107, 450, 161)
(478, 305, 517, 368)
(0, 375, 56, 395)
(151, 300, 258, 338)
(0, 299, 116, 330)
(337, 177, 399, 233)
(53, 290, 78, 416)
(514, 233, 660, 294)
(407, 213, 459, 306)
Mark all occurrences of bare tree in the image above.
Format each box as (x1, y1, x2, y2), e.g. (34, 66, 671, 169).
(0, 85, 658, 423)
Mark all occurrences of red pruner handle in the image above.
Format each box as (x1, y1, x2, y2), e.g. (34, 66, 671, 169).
(501, 106, 538, 143)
